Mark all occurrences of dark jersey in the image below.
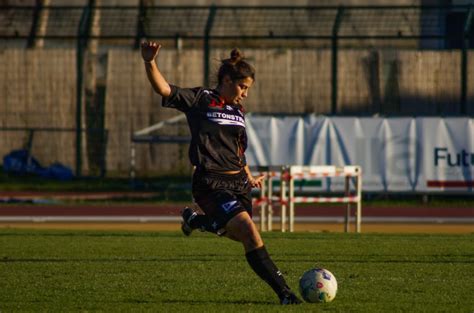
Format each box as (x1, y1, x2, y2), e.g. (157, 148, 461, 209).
(162, 85, 247, 172)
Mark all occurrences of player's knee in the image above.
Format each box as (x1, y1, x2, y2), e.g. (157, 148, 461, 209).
(226, 212, 263, 251)
(240, 219, 261, 244)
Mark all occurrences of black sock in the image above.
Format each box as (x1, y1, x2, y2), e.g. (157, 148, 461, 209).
(245, 246, 290, 299)
(189, 214, 218, 234)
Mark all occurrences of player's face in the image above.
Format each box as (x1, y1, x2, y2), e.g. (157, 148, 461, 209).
(220, 76, 254, 105)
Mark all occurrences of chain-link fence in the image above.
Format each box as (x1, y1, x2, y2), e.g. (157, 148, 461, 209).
(1, 4, 473, 177)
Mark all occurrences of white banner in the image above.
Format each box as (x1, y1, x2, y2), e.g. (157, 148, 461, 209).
(246, 115, 474, 192)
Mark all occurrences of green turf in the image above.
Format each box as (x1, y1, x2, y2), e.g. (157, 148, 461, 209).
(0, 229, 473, 312)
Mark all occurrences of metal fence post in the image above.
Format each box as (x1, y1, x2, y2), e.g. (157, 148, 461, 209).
(331, 7, 344, 115)
(204, 5, 217, 88)
(461, 5, 473, 115)
(27, 0, 43, 48)
(134, 0, 147, 49)
(76, 1, 93, 177)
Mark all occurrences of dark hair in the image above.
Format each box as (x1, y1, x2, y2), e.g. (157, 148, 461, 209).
(217, 48, 255, 86)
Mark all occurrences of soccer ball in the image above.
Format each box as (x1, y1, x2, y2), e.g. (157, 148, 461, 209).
(299, 268, 338, 303)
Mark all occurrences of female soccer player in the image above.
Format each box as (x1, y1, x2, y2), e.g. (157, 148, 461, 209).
(141, 41, 301, 305)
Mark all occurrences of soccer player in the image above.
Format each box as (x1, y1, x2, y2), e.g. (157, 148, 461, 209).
(141, 41, 301, 305)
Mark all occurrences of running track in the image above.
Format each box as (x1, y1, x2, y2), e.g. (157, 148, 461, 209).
(0, 191, 473, 223)
(1, 201, 473, 224)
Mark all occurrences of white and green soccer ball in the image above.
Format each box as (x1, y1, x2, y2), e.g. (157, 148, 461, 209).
(299, 268, 338, 303)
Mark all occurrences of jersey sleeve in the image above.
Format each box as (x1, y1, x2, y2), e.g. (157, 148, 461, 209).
(162, 85, 201, 112)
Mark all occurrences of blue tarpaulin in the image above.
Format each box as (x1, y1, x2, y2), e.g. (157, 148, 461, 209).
(3, 149, 74, 181)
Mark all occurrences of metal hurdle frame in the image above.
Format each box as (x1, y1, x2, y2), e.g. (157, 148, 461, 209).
(251, 166, 282, 232)
(252, 165, 362, 233)
(281, 165, 363, 233)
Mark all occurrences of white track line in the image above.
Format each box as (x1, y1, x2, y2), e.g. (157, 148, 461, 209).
(0, 216, 472, 224)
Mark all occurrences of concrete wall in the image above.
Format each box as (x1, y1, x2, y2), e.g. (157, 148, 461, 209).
(0, 49, 80, 171)
(0, 48, 469, 176)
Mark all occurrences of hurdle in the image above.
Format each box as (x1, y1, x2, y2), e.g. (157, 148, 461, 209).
(251, 166, 282, 232)
(282, 165, 363, 233)
(253, 165, 362, 233)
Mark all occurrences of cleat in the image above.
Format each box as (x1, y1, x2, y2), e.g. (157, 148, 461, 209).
(280, 292, 302, 305)
(181, 222, 193, 236)
(181, 207, 197, 236)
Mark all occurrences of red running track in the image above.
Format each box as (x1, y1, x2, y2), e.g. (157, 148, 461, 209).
(0, 203, 473, 218)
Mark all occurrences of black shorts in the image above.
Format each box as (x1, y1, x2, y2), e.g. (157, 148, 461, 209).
(192, 169, 252, 234)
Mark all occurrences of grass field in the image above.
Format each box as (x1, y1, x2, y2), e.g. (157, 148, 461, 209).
(0, 229, 473, 312)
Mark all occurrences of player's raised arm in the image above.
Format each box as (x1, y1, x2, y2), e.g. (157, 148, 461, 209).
(141, 41, 171, 97)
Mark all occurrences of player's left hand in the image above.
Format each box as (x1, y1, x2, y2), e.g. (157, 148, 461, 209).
(141, 40, 161, 63)
(249, 174, 265, 189)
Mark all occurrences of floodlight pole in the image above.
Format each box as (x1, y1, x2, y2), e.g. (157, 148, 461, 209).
(331, 7, 344, 115)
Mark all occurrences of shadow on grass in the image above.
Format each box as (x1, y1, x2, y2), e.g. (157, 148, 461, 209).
(0, 231, 186, 238)
(0, 256, 240, 263)
(1, 255, 472, 264)
(162, 299, 274, 305)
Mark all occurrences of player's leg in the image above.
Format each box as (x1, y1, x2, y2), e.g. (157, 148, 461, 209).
(181, 206, 218, 236)
(181, 207, 243, 243)
(186, 189, 300, 304)
(181, 171, 229, 236)
(186, 170, 250, 236)
(181, 191, 242, 236)
(225, 211, 301, 305)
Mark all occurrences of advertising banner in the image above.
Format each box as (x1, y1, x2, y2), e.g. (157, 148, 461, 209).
(246, 115, 474, 192)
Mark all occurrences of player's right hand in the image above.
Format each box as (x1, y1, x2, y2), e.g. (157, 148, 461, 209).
(141, 41, 161, 63)
(249, 174, 265, 189)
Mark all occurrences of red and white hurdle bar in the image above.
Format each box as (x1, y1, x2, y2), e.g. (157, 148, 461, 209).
(253, 165, 362, 233)
(251, 166, 282, 232)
